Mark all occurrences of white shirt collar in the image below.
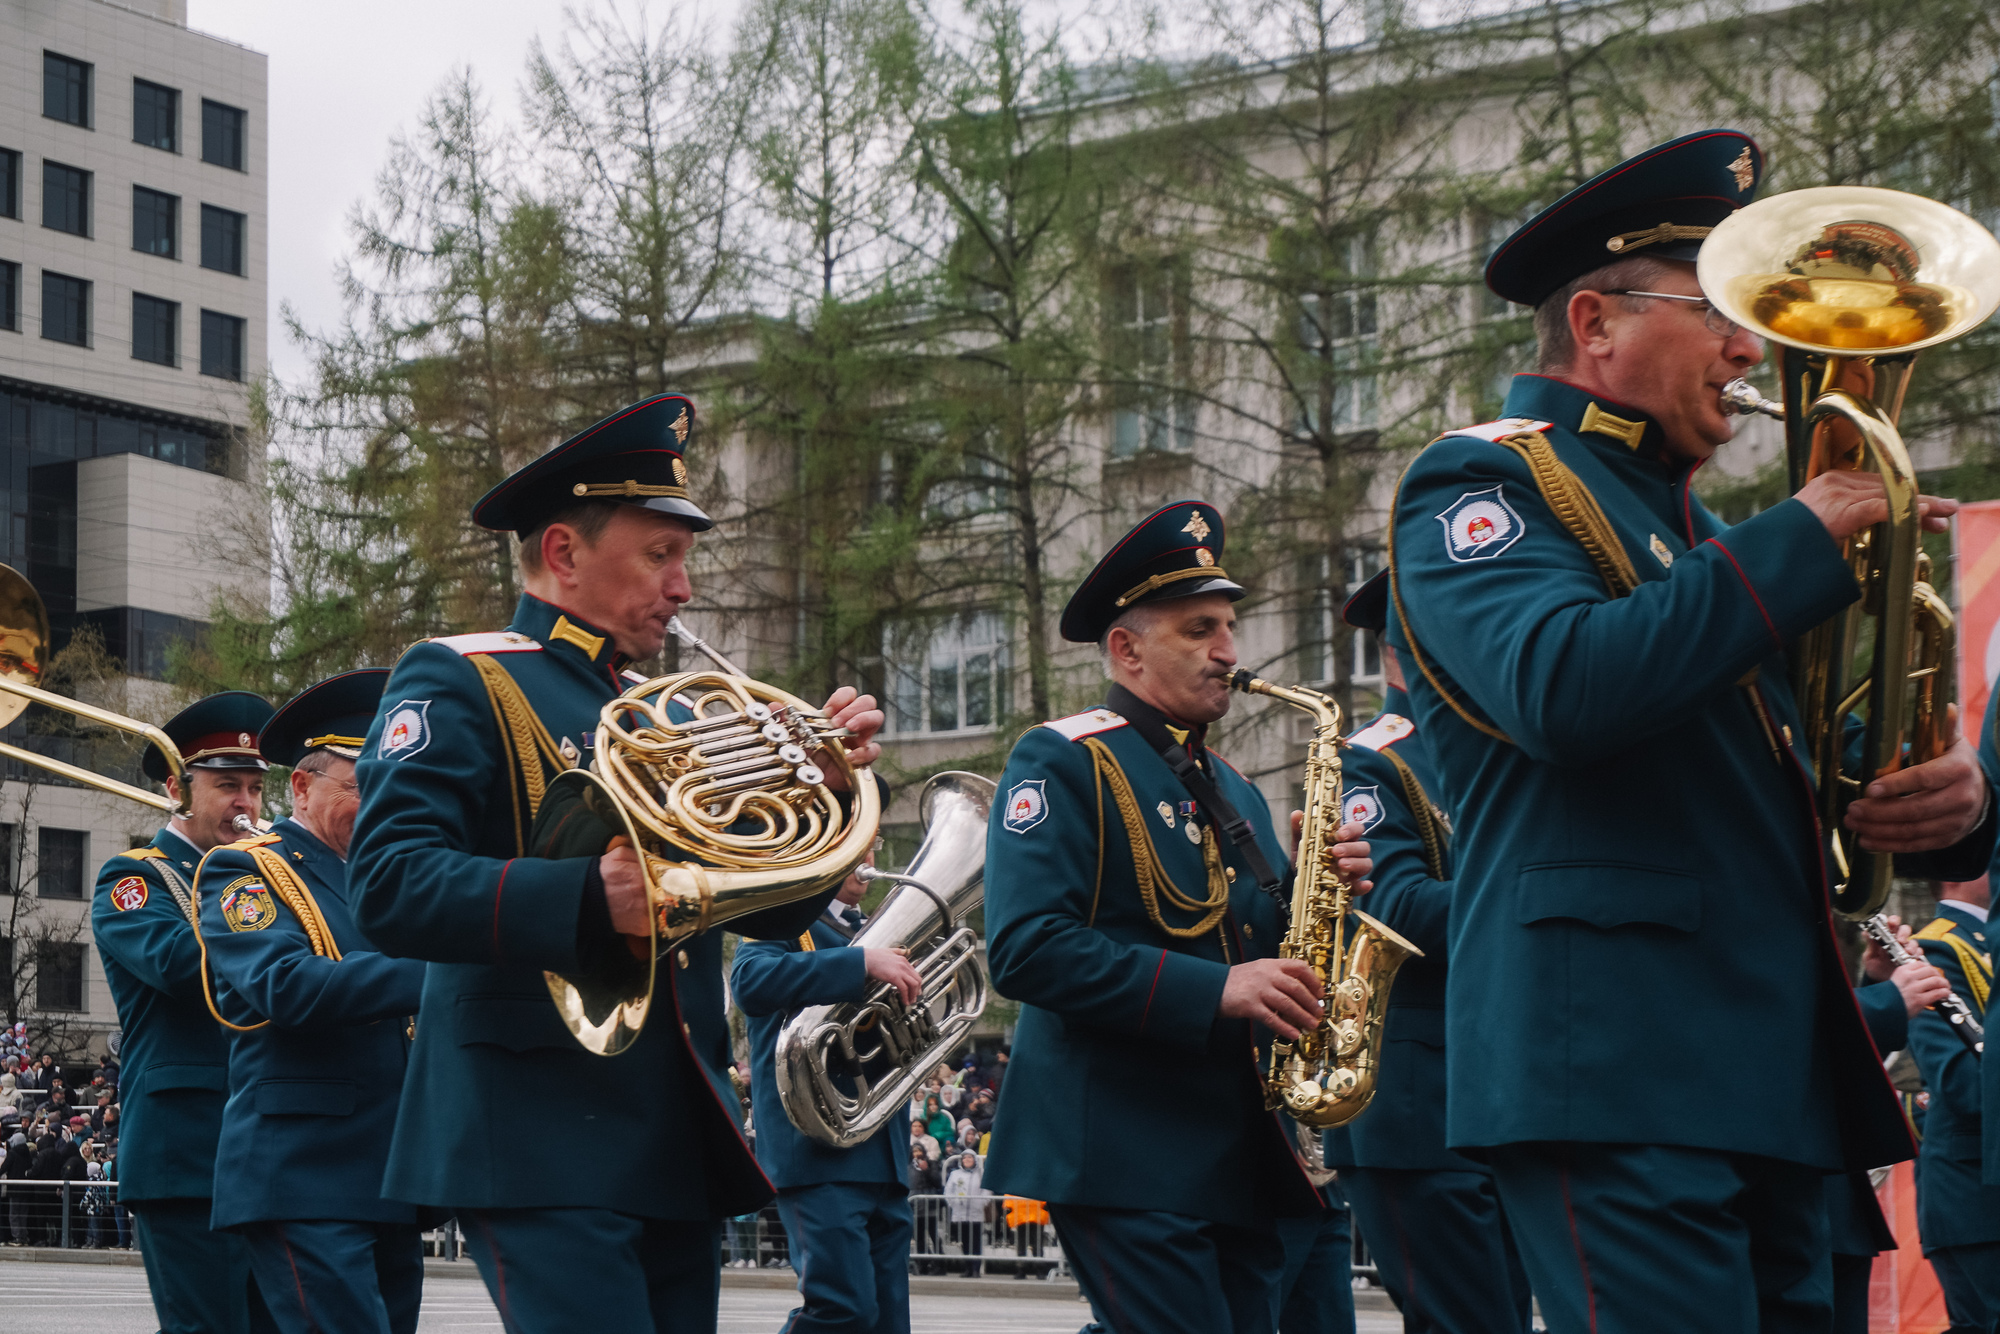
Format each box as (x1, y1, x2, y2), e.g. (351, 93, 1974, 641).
(1943, 900, 1990, 923)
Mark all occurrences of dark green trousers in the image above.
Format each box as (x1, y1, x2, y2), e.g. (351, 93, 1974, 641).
(129, 1198, 275, 1334)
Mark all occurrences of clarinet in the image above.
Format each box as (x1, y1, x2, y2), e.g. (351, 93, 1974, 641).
(1863, 914, 1984, 1058)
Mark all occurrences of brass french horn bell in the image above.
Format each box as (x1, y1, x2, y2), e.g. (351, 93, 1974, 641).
(0, 563, 187, 811)
(1700, 186, 2000, 917)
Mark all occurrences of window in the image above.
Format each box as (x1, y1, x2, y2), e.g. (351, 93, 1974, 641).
(200, 204, 245, 275)
(0, 263, 17, 333)
(0, 824, 14, 894)
(1108, 262, 1193, 457)
(879, 612, 1007, 736)
(41, 162, 90, 238)
(41, 272, 90, 347)
(43, 54, 92, 128)
(35, 942, 85, 1012)
(133, 186, 178, 257)
(36, 827, 85, 900)
(926, 453, 1004, 520)
(1303, 548, 1383, 686)
(132, 294, 178, 366)
(202, 100, 246, 171)
(1295, 236, 1378, 437)
(133, 79, 179, 151)
(200, 309, 244, 380)
(0, 150, 18, 219)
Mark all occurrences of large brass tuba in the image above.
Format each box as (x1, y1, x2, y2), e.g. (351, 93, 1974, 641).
(1701, 187, 2000, 917)
(1229, 670, 1421, 1129)
(775, 771, 993, 1148)
(0, 564, 187, 810)
(541, 616, 881, 1056)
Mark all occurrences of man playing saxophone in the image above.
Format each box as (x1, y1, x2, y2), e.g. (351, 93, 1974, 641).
(732, 846, 920, 1334)
(981, 500, 1374, 1334)
(347, 393, 884, 1332)
(1389, 130, 1995, 1332)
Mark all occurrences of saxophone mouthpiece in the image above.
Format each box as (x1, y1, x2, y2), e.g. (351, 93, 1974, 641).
(1227, 669, 1257, 692)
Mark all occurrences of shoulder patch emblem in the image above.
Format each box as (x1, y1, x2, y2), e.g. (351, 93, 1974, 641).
(379, 700, 432, 760)
(219, 876, 276, 932)
(1348, 714, 1415, 752)
(1041, 709, 1127, 742)
(1437, 485, 1525, 563)
(110, 876, 148, 912)
(1003, 779, 1049, 834)
(432, 631, 543, 656)
(1341, 786, 1385, 833)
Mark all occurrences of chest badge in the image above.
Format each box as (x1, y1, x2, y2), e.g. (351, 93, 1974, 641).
(110, 876, 148, 912)
(1436, 486, 1525, 563)
(219, 876, 277, 932)
(1650, 534, 1675, 569)
(379, 700, 433, 760)
(559, 737, 582, 768)
(1185, 820, 1202, 845)
(1003, 780, 1049, 834)
(1342, 785, 1385, 834)
(1156, 800, 1176, 829)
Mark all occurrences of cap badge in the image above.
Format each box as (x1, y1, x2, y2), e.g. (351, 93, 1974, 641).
(238, 732, 252, 746)
(1182, 511, 1211, 542)
(1195, 548, 1215, 567)
(671, 410, 690, 444)
(1727, 146, 1755, 192)
(673, 457, 689, 486)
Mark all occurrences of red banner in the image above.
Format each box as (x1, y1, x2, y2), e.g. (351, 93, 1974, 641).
(1870, 1160, 1948, 1332)
(1953, 500, 2000, 743)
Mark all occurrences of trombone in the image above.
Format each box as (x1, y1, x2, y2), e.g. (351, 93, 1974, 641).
(0, 564, 186, 811)
(1700, 187, 2000, 916)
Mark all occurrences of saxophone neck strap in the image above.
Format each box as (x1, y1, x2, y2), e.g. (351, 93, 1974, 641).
(1106, 688, 1284, 897)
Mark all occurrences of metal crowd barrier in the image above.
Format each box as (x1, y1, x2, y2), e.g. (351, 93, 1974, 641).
(0, 1178, 126, 1250)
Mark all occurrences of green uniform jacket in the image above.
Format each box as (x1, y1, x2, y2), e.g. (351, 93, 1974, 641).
(1908, 904, 2000, 1250)
(90, 827, 229, 1203)
(1389, 374, 1990, 1173)
(981, 690, 1322, 1227)
(350, 594, 830, 1219)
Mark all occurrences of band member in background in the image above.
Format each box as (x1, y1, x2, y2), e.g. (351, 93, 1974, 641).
(196, 670, 429, 1334)
(1390, 130, 1994, 1331)
(732, 840, 917, 1334)
(91, 692, 277, 1334)
(1903, 879, 2000, 1328)
(1323, 571, 1531, 1334)
(348, 394, 882, 1332)
(981, 500, 1374, 1334)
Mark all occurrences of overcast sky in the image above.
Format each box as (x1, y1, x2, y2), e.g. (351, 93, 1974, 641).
(185, 0, 574, 387)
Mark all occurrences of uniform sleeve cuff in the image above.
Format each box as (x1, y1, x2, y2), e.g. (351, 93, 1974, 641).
(494, 855, 596, 972)
(1138, 951, 1231, 1049)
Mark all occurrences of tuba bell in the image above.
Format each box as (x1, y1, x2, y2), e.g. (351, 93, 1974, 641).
(537, 616, 881, 1056)
(776, 772, 993, 1148)
(1700, 187, 2000, 917)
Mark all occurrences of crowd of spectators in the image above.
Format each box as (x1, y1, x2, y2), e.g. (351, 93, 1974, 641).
(0, 1031, 126, 1249)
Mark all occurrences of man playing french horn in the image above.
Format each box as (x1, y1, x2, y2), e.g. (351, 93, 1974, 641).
(348, 393, 885, 1333)
(1390, 131, 1996, 1333)
(982, 500, 1376, 1334)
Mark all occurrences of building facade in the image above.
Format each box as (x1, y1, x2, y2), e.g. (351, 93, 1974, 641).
(1, 0, 266, 1050)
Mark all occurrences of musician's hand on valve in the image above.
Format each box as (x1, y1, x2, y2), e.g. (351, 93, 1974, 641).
(1795, 471, 1957, 539)
(1846, 712, 1989, 852)
(1860, 914, 1913, 981)
(865, 948, 923, 1005)
(1889, 959, 1953, 1016)
(815, 686, 885, 787)
(1221, 959, 1325, 1042)
(1321, 820, 1374, 894)
(600, 836, 652, 954)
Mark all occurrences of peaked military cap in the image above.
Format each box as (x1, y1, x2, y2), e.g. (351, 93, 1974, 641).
(1341, 569, 1390, 633)
(146, 690, 275, 781)
(1486, 129, 1764, 309)
(259, 669, 390, 768)
(471, 393, 714, 536)
(1061, 500, 1244, 644)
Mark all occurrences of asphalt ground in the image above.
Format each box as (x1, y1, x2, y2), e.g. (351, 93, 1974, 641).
(0, 1258, 1408, 1332)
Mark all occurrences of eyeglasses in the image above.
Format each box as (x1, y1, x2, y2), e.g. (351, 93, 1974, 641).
(1599, 289, 1741, 339)
(306, 771, 359, 795)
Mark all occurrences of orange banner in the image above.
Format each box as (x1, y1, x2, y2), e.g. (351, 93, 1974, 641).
(1953, 500, 2000, 743)
(1869, 1161, 1948, 1333)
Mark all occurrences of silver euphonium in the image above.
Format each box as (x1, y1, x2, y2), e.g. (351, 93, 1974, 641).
(775, 772, 994, 1148)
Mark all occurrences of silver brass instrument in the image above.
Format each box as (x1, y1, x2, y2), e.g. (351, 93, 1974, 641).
(1702, 187, 2000, 918)
(1861, 912, 1983, 1057)
(1229, 669, 1421, 1129)
(544, 616, 882, 1057)
(776, 772, 993, 1148)
(0, 563, 186, 810)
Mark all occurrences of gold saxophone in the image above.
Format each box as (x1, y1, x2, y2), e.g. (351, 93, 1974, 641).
(1229, 669, 1421, 1130)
